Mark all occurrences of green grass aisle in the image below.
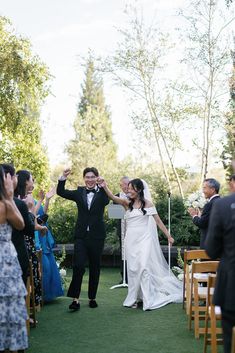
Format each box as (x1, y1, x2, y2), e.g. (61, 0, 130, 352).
(28, 268, 222, 353)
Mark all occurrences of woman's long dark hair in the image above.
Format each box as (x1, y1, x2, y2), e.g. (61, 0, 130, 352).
(14, 169, 31, 199)
(128, 178, 146, 215)
(0, 166, 6, 201)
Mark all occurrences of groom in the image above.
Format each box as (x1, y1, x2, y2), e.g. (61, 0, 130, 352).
(57, 167, 109, 310)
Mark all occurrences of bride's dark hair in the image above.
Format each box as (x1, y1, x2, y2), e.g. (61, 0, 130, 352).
(128, 178, 146, 215)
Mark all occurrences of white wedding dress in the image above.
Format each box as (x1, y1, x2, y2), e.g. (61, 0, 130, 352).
(123, 207, 182, 311)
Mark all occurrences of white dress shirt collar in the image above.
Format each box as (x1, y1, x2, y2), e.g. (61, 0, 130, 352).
(209, 194, 219, 202)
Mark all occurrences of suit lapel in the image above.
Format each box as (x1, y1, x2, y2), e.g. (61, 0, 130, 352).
(82, 188, 88, 209)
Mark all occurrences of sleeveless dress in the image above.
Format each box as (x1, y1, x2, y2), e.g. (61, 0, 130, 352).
(123, 207, 182, 311)
(0, 223, 28, 351)
(35, 205, 64, 302)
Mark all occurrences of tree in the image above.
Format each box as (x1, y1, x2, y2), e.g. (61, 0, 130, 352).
(100, 7, 187, 197)
(66, 56, 118, 185)
(179, 0, 234, 183)
(221, 44, 235, 177)
(0, 16, 51, 188)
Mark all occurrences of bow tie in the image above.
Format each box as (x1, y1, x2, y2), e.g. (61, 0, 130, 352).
(86, 189, 96, 194)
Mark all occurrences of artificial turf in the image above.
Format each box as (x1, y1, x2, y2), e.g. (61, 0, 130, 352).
(27, 268, 222, 353)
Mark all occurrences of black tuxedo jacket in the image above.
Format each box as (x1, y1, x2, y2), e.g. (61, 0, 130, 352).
(12, 197, 35, 275)
(192, 195, 220, 248)
(57, 180, 109, 240)
(205, 194, 235, 311)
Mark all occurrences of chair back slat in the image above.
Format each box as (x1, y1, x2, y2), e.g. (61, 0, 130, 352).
(184, 249, 210, 262)
(192, 261, 219, 274)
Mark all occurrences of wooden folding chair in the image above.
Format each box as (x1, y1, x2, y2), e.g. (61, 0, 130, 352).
(231, 327, 235, 353)
(183, 249, 210, 313)
(26, 259, 36, 331)
(203, 274, 223, 353)
(188, 260, 219, 339)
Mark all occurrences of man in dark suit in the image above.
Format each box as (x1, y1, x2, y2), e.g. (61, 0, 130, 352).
(57, 167, 109, 310)
(205, 192, 235, 353)
(188, 178, 220, 249)
(1, 163, 35, 286)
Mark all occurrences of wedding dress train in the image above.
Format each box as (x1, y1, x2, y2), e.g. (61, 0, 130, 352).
(123, 207, 182, 311)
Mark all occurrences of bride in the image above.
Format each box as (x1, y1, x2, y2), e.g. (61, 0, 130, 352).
(98, 177, 182, 311)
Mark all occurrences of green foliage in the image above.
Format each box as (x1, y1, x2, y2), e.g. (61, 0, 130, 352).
(156, 195, 200, 246)
(0, 17, 50, 132)
(54, 244, 66, 266)
(48, 197, 77, 244)
(0, 16, 51, 189)
(176, 247, 184, 268)
(104, 216, 119, 253)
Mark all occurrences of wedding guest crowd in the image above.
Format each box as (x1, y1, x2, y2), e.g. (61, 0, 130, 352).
(0, 162, 64, 352)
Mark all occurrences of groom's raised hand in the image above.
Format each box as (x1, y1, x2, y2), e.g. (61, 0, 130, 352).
(63, 168, 71, 179)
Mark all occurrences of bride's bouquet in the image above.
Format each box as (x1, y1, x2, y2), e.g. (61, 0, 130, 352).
(184, 190, 207, 209)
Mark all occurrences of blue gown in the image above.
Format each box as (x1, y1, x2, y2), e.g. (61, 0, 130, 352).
(35, 205, 64, 302)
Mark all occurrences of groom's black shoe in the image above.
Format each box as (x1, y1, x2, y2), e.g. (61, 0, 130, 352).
(69, 301, 80, 311)
(89, 299, 98, 308)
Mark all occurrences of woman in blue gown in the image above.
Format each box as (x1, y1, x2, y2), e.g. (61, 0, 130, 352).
(35, 188, 64, 302)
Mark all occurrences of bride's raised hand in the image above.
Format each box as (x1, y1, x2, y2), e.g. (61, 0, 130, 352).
(46, 187, 56, 200)
(97, 177, 106, 188)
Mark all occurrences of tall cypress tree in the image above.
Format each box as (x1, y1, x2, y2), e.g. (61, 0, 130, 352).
(66, 57, 117, 184)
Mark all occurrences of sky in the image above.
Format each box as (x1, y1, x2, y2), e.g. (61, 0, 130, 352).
(0, 0, 204, 168)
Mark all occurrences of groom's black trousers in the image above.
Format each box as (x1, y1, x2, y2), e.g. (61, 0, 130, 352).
(67, 234, 104, 300)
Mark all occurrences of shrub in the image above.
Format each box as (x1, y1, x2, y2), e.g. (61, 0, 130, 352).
(156, 195, 200, 246)
(48, 197, 77, 243)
